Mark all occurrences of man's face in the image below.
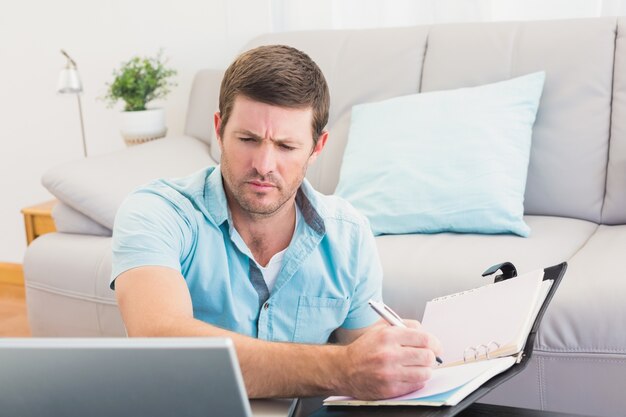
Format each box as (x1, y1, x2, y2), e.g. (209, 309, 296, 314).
(215, 95, 327, 218)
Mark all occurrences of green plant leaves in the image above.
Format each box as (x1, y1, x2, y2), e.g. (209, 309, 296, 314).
(103, 49, 177, 112)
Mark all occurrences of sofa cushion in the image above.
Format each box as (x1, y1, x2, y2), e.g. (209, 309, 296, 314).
(377, 215, 598, 332)
(420, 18, 616, 223)
(335, 72, 544, 237)
(42, 136, 214, 230)
(538, 224, 626, 354)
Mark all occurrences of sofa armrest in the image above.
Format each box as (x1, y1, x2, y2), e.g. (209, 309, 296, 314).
(42, 135, 214, 230)
(184, 68, 225, 151)
(52, 202, 112, 237)
(23, 232, 126, 336)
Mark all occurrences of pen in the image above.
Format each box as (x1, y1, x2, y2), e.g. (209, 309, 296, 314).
(368, 299, 443, 365)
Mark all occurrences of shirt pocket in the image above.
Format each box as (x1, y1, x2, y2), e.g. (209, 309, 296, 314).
(293, 296, 349, 344)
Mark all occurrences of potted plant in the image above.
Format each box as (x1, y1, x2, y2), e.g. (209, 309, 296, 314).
(103, 50, 177, 146)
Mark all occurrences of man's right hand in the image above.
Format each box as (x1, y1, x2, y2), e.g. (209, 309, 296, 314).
(338, 324, 442, 400)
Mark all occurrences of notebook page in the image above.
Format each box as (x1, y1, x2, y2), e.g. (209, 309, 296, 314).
(517, 279, 553, 353)
(421, 269, 544, 365)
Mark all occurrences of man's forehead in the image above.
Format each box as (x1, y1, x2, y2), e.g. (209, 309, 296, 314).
(230, 95, 313, 117)
(228, 96, 314, 141)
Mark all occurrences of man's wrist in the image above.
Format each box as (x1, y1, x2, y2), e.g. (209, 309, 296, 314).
(321, 343, 349, 395)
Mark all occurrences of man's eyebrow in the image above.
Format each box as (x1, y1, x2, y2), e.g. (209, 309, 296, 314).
(234, 129, 299, 144)
(234, 129, 262, 139)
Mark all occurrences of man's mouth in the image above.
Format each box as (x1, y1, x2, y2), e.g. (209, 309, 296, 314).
(247, 180, 276, 190)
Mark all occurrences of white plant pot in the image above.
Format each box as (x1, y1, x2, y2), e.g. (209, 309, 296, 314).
(120, 108, 167, 146)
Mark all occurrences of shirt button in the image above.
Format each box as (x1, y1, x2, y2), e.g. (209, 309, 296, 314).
(263, 302, 269, 310)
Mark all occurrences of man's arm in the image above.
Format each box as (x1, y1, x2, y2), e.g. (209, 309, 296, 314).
(115, 266, 441, 400)
(333, 319, 423, 345)
(332, 325, 378, 345)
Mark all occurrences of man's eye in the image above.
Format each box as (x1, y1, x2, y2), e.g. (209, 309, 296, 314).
(280, 144, 295, 151)
(239, 137, 254, 142)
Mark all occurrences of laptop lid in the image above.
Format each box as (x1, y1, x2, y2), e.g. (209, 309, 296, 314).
(0, 337, 252, 417)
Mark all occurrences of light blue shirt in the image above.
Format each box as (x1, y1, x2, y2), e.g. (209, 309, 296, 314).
(110, 166, 382, 344)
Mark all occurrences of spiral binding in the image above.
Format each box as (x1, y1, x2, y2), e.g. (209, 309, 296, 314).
(431, 280, 501, 302)
(463, 341, 501, 363)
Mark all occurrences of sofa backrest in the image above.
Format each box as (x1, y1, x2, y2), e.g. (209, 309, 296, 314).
(420, 18, 615, 225)
(184, 68, 224, 147)
(192, 17, 626, 225)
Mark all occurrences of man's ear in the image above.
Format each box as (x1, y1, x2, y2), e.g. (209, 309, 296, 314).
(214, 111, 224, 152)
(308, 131, 329, 166)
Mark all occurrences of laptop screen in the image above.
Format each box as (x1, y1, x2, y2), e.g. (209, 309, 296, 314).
(0, 337, 252, 417)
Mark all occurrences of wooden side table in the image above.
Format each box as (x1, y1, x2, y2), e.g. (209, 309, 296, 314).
(21, 200, 57, 245)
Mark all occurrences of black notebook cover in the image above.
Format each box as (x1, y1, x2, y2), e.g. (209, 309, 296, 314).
(290, 262, 567, 417)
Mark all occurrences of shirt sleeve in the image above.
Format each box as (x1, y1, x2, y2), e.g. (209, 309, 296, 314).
(341, 218, 384, 329)
(110, 188, 194, 290)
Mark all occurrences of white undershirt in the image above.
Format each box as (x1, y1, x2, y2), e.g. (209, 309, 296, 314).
(228, 204, 301, 293)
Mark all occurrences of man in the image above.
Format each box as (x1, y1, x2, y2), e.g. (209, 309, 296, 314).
(111, 45, 441, 400)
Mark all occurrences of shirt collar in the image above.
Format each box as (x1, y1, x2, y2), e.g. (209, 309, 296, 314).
(295, 184, 326, 236)
(204, 165, 229, 226)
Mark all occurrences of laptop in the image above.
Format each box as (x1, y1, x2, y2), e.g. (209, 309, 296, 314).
(0, 337, 286, 417)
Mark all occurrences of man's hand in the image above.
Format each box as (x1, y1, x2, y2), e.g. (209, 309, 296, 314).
(337, 321, 442, 400)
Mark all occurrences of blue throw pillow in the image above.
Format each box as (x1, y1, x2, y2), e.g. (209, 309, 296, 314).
(334, 72, 546, 237)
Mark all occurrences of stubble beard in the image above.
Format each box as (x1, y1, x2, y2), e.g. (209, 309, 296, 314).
(222, 160, 307, 219)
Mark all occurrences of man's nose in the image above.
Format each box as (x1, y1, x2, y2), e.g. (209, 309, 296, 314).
(252, 142, 276, 177)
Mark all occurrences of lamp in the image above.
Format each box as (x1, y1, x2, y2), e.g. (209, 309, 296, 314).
(57, 49, 88, 157)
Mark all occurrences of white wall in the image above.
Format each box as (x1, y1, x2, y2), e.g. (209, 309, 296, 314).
(0, 0, 276, 264)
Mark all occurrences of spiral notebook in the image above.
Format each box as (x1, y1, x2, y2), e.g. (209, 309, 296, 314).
(324, 265, 559, 407)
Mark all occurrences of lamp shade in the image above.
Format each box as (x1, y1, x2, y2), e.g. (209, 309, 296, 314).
(57, 68, 82, 94)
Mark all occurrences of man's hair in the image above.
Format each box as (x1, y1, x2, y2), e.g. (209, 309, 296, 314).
(218, 44, 330, 146)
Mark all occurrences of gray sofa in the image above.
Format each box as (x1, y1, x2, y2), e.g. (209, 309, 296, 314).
(24, 17, 626, 417)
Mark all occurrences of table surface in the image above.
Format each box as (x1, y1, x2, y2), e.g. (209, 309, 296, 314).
(278, 398, 598, 417)
(251, 399, 297, 417)
(20, 199, 57, 216)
